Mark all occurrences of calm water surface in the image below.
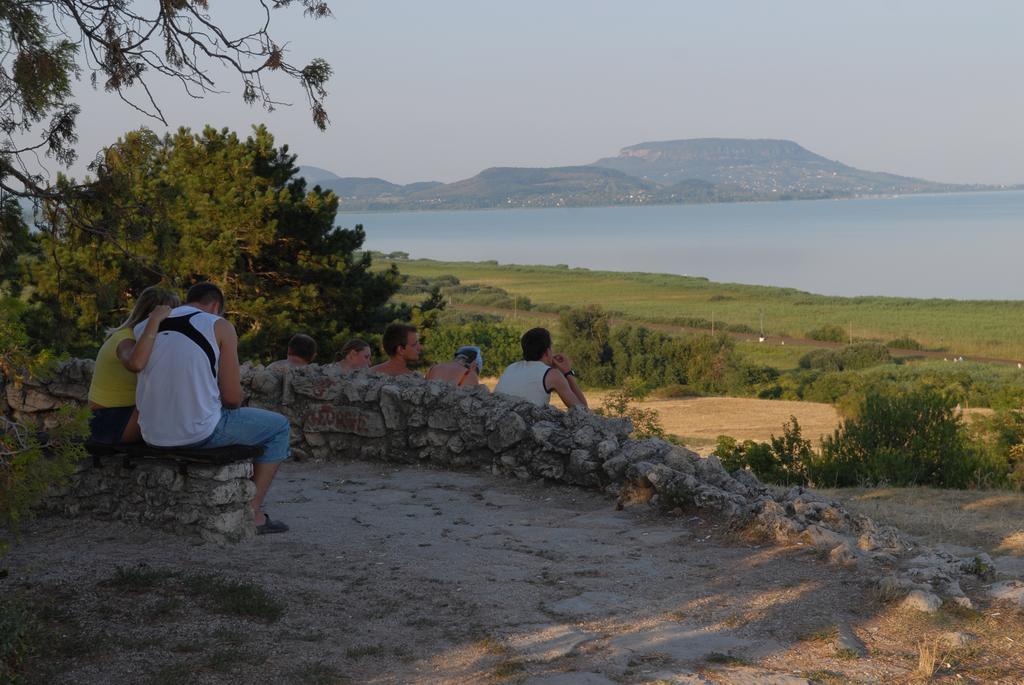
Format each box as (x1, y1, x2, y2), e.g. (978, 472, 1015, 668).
(341, 191, 1024, 299)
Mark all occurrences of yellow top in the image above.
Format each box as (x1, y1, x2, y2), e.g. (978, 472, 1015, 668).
(88, 328, 137, 407)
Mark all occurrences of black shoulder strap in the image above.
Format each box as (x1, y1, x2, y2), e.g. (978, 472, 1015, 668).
(158, 312, 218, 378)
(542, 366, 555, 394)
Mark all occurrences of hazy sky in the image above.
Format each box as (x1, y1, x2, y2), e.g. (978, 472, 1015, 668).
(68, 1, 1024, 185)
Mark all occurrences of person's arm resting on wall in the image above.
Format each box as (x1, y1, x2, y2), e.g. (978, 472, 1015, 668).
(215, 318, 242, 409)
(547, 353, 588, 409)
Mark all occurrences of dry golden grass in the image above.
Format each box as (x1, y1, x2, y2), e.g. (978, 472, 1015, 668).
(817, 486, 1024, 557)
(482, 377, 840, 447)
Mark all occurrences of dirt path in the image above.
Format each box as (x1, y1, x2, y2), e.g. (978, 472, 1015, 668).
(9, 461, 1021, 684)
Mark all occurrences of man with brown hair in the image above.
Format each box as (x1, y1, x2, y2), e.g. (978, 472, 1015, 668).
(370, 323, 421, 376)
(268, 333, 317, 370)
(134, 282, 291, 534)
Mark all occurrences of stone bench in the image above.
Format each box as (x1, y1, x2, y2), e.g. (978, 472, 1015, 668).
(85, 441, 263, 475)
(41, 442, 263, 544)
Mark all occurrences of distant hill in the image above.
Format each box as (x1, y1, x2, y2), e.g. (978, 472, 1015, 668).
(593, 138, 961, 196)
(297, 165, 342, 185)
(303, 138, 988, 212)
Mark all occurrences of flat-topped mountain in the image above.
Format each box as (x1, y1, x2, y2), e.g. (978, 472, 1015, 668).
(593, 138, 957, 196)
(310, 138, 985, 211)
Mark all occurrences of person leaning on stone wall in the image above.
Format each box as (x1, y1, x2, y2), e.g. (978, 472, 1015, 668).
(267, 333, 317, 371)
(495, 327, 588, 409)
(370, 323, 422, 376)
(132, 282, 292, 535)
(336, 338, 372, 372)
(426, 345, 483, 387)
(87, 285, 180, 445)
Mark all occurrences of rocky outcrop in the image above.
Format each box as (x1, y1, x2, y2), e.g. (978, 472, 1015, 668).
(2, 360, 1009, 600)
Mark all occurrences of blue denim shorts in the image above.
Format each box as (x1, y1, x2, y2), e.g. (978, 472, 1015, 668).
(89, 406, 135, 444)
(189, 407, 291, 464)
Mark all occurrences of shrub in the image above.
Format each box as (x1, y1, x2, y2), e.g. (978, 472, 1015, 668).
(799, 343, 892, 373)
(886, 336, 923, 350)
(714, 417, 814, 485)
(806, 324, 847, 343)
(597, 388, 669, 441)
(1, 302, 88, 554)
(815, 387, 991, 488)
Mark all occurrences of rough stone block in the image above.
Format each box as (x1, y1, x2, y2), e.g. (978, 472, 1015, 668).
(902, 590, 942, 613)
(379, 385, 407, 430)
(303, 403, 386, 438)
(202, 509, 254, 540)
(487, 412, 527, 452)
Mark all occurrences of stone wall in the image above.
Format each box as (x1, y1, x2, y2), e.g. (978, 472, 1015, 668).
(5, 359, 255, 543)
(3, 360, 1002, 607)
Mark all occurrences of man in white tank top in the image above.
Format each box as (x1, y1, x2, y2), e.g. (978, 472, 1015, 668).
(134, 283, 292, 535)
(494, 328, 588, 409)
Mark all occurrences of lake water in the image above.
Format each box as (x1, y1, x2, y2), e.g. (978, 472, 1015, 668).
(340, 190, 1024, 300)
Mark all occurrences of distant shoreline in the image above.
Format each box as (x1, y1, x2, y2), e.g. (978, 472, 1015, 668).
(335, 185, 1014, 216)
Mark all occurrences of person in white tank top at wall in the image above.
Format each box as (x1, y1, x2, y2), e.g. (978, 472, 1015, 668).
(494, 327, 588, 409)
(133, 282, 292, 535)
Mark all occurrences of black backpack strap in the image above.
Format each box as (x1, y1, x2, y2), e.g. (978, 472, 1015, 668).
(158, 312, 218, 378)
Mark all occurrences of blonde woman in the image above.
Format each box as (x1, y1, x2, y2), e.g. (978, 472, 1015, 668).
(87, 286, 180, 444)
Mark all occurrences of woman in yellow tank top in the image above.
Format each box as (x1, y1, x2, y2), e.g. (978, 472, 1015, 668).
(87, 286, 180, 444)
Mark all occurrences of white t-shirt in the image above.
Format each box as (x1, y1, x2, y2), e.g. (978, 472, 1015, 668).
(494, 360, 554, 406)
(134, 305, 222, 446)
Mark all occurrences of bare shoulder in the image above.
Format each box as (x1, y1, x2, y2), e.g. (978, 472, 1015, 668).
(214, 317, 237, 344)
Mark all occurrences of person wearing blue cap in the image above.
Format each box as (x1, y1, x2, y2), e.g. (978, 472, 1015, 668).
(427, 345, 483, 387)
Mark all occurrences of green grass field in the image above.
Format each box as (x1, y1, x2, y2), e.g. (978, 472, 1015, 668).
(382, 258, 1024, 360)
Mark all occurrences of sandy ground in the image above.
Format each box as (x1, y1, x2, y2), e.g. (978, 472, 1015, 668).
(9, 460, 1024, 684)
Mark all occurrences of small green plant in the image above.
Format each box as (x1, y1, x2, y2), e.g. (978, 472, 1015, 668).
(0, 599, 36, 684)
(100, 565, 177, 593)
(704, 651, 747, 665)
(714, 416, 814, 485)
(181, 573, 285, 622)
(492, 658, 526, 678)
(475, 635, 509, 655)
(598, 387, 669, 440)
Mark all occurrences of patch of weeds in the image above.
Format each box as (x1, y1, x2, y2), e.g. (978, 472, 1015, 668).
(964, 556, 995, 579)
(492, 658, 526, 679)
(799, 626, 838, 642)
(941, 600, 983, 623)
(146, 597, 183, 619)
(870, 581, 907, 605)
(834, 647, 861, 660)
(100, 565, 177, 593)
(290, 659, 348, 685)
(346, 644, 386, 659)
(204, 647, 249, 673)
(475, 635, 509, 655)
(146, 661, 192, 685)
(181, 572, 284, 622)
(0, 598, 37, 684)
(721, 612, 749, 628)
(725, 520, 775, 546)
(804, 669, 847, 684)
(704, 652, 748, 665)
